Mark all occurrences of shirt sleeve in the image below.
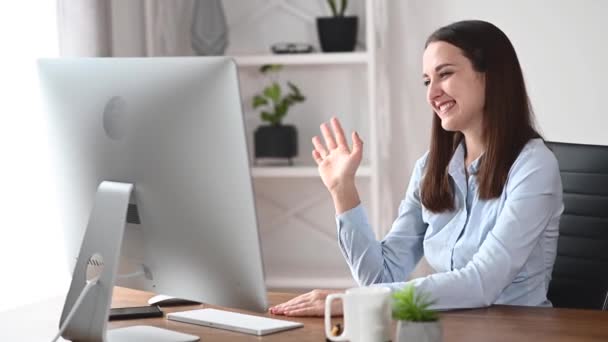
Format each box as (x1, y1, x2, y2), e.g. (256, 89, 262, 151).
(373, 146, 563, 310)
(336, 154, 429, 285)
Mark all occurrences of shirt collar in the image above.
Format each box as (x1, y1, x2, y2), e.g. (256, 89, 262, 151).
(448, 140, 483, 176)
(448, 142, 466, 177)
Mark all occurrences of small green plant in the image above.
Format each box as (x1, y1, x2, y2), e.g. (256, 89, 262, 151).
(327, 0, 348, 17)
(252, 64, 305, 126)
(392, 285, 439, 322)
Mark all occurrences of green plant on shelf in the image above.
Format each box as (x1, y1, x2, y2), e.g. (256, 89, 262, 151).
(252, 64, 306, 126)
(326, 0, 348, 17)
(392, 284, 439, 322)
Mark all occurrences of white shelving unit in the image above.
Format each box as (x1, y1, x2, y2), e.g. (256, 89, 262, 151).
(224, 0, 383, 290)
(233, 51, 370, 66)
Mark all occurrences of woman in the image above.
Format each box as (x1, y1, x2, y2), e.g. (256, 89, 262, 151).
(270, 20, 563, 316)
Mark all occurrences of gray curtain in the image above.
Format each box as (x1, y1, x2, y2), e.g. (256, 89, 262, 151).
(142, 0, 196, 56)
(57, 0, 112, 56)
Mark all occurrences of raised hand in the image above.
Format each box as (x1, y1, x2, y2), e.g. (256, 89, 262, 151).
(312, 117, 363, 214)
(269, 289, 344, 317)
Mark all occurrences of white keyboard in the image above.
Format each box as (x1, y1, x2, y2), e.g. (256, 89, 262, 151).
(167, 308, 304, 336)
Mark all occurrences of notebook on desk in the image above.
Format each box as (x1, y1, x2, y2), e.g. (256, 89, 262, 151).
(167, 308, 304, 336)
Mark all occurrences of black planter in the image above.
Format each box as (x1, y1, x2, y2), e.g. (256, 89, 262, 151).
(254, 125, 298, 165)
(316, 16, 358, 52)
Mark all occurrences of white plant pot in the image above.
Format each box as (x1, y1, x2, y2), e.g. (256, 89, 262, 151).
(395, 321, 442, 342)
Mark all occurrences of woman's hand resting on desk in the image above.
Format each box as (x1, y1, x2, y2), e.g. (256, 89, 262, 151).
(313, 117, 364, 214)
(269, 289, 344, 317)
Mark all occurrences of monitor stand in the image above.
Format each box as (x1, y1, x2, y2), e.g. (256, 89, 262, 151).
(58, 181, 199, 342)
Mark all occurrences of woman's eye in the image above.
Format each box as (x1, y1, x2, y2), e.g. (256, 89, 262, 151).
(423, 71, 452, 86)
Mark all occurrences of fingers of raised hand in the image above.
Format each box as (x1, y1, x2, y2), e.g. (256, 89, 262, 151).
(320, 123, 337, 150)
(330, 117, 349, 151)
(351, 131, 363, 156)
(312, 149, 323, 165)
(312, 136, 328, 158)
(352, 131, 363, 147)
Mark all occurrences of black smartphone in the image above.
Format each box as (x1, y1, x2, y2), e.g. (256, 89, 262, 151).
(109, 305, 163, 320)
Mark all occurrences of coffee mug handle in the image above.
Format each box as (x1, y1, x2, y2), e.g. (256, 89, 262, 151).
(325, 293, 348, 341)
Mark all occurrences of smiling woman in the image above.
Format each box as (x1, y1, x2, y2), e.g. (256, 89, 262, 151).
(421, 20, 541, 213)
(270, 20, 563, 317)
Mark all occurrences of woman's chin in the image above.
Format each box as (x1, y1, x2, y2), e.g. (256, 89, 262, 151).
(440, 119, 459, 131)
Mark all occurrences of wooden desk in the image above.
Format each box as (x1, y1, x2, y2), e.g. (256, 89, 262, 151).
(110, 287, 608, 342)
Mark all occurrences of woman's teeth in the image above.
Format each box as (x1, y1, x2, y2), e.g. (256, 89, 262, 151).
(439, 101, 455, 113)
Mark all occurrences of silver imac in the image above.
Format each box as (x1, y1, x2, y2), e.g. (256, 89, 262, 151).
(37, 57, 267, 341)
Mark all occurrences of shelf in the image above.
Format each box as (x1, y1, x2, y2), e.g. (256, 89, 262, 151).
(232, 51, 370, 67)
(251, 165, 371, 178)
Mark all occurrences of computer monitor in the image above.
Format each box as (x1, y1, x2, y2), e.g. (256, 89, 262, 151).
(37, 57, 267, 341)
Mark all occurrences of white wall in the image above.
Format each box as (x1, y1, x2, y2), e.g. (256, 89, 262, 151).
(387, 0, 608, 192)
(0, 1, 69, 312)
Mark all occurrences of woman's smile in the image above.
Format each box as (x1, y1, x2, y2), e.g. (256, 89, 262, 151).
(435, 100, 456, 117)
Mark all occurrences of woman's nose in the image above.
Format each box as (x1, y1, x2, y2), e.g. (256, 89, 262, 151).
(427, 81, 443, 102)
(426, 82, 443, 104)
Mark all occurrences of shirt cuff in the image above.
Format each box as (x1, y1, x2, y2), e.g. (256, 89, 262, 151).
(335, 203, 368, 230)
(367, 281, 411, 292)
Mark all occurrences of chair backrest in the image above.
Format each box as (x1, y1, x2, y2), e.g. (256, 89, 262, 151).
(546, 141, 608, 310)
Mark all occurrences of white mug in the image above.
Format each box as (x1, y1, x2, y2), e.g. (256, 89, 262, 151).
(325, 286, 392, 342)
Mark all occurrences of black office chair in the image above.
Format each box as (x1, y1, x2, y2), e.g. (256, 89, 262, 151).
(546, 141, 608, 310)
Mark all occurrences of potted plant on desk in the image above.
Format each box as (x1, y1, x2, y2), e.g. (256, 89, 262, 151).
(252, 64, 306, 165)
(316, 0, 358, 52)
(392, 285, 442, 342)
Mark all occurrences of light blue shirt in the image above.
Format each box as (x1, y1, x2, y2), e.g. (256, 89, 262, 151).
(336, 138, 563, 309)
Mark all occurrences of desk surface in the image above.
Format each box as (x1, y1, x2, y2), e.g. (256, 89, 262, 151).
(108, 287, 608, 342)
(2, 287, 607, 341)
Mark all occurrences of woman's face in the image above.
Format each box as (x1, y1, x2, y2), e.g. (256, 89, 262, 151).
(422, 41, 486, 135)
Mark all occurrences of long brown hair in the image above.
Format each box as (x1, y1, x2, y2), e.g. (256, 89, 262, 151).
(421, 20, 540, 212)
